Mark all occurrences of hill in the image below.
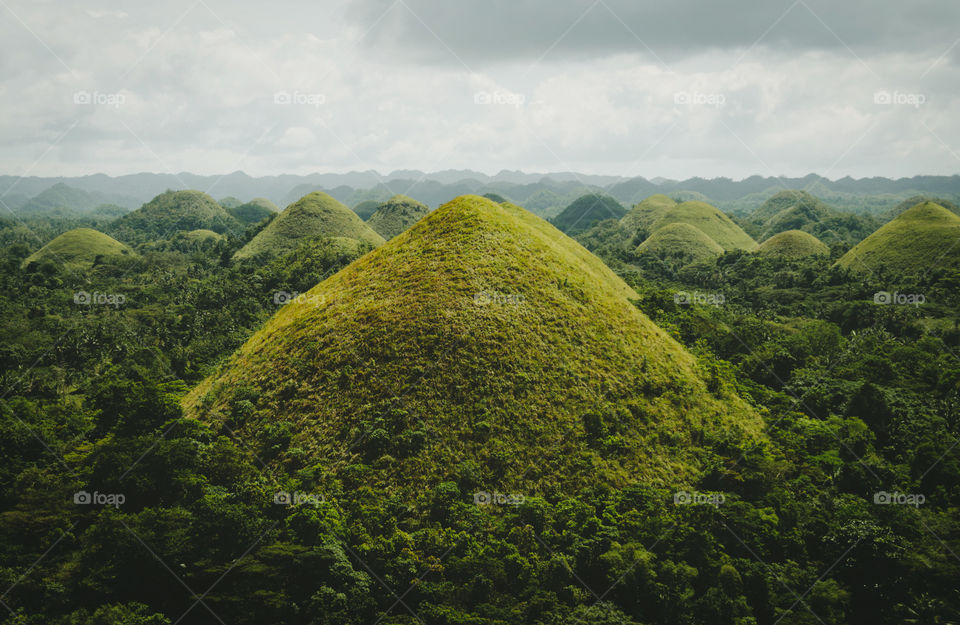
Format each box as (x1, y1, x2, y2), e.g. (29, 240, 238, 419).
(620, 194, 677, 236)
(636, 223, 725, 265)
(552, 193, 626, 235)
(182, 229, 224, 242)
(751, 190, 829, 224)
(234, 192, 384, 260)
(109, 190, 241, 243)
(650, 200, 756, 251)
(836, 201, 960, 275)
(883, 195, 960, 222)
(754, 230, 829, 258)
(226, 197, 279, 225)
(185, 195, 762, 496)
(365, 194, 431, 240)
(21, 228, 133, 269)
(351, 200, 381, 220)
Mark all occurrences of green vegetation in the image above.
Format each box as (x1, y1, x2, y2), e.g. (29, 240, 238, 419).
(620, 193, 677, 236)
(636, 222, 724, 265)
(837, 201, 960, 276)
(883, 195, 960, 221)
(365, 194, 430, 239)
(351, 199, 381, 220)
(109, 190, 242, 244)
(226, 197, 279, 225)
(234, 191, 384, 260)
(650, 200, 756, 251)
(552, 193, 627, 235)
(20, 227, 133, 269)
(754, 229, 829, 258)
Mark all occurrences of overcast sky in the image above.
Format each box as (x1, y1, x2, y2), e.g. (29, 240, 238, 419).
(2, 0, 958, 179)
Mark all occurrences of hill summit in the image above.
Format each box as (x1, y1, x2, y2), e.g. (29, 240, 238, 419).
(366, 194, 430, 240)
(552, 193, 626, 235)
(109, 190, 240, 242)
(636, 222, 724, 265)
(234, 192, 384, 260)
(836, 201, 960, 275)
(755, 230, 829, 258)
(620, 194, 677, 236)
(185, 195, 761, 497)
(22, 228, 133, 269)
(650, 200, 756, 251)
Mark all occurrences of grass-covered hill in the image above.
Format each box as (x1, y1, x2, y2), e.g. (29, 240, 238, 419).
(620, 193, 677, 236)
(365, 194, 431, 240)
(226, 197, 279, 225)
(351, 199, 381, 220)
(636, 222, 725, 265)
(183, 228, 224, 242)
(750, 189, 828, 225)
(551, 193, 626, 235)
(108, 190, 242, 243)
(836, 201, 960, 275)
(234, 192, 384, 260)
(185, 195, 762, 498)
(883, 195, 960, 222)
(649, 200, 756, 251)
(20, 227, 133, 269)
(754, 229, 829, 258)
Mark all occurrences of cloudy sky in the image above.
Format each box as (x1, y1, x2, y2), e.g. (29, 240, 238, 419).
(2, 0, 959, 179)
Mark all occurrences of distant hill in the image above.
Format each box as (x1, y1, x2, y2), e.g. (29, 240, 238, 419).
(218, 196, 243, 209)
(185, 195, 762, 496)
(649, 201, 756, 251)
(882, 195, 960, 222)
(234, 192, 384, 260)
(620, 194, 677, 236)
(754, 230, 829, 258)
(21, 228, 133, 269)
(552, 193, 626, 235)
(636, 223, 725, 265)
(109, 190, 242, 243)
(366, 195, 431, 240)
(226, 197, 279, 225)
(836, 201, 960, 275)
(351, 200, 381, 220)
(15, 183, 137, 216)
(751, 190, 829, 224)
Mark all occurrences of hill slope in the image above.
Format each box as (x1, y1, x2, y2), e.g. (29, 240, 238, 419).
(552, 193, 626, 235)
(620, 194, 677, 236)
(234, 192, 384, 260)
(636, 223, 725, 265)
(186, 195, 761, 496)
(226, 197, 279, 225)
(109, 190, 241, 242)
(365, 194, 430, 240)
(755, 230, 829, 258)
(650, 201, 756, 251)
(751, 190, 829, 225)
(836, 201, 960, 275)
(22, 228, 133, 269)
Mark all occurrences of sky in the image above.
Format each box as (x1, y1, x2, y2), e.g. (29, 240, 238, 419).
(1, 0, 958, 180)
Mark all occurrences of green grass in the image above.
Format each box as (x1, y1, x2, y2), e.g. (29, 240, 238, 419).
(351, 200, 381, 220)
(883, 195, 960, 222)
(751, 189, 829, 225)
(636, 222, 725, 265)
(110, 190, 242, 243)
(182, 229, 224, 242)
(185, 195, 762, 498)
(22, 227, 133, 269)
(836, 201, 960, 275)
(620, 194, 677, 235)
(234, 192, 384, 260)
(650, 200, 756, 251)
(366, 194, 430, 240)
(227, 197, 279, 225)
(552, 193, 626, 235)
(754, 229, 829, 258)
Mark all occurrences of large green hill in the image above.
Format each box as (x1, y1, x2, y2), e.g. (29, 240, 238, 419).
(636, 222, 725, 265)
(365, 194, 430, 240)
(650, 200, 756, 251)
(186, 195, 762, 497)
(552, 193, 626, 235)
(620, 194, 677, 236)
(21, 228, 133, 269)
(109, 190, 241, 243)
(754, 229, 829, 258)
(234, 192, 384, 260)
(226, 197, 279, 225)
(836, 201, 960, 275)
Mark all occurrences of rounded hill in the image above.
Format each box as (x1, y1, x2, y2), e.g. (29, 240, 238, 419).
(109, 190, 241, 242)
(22, 228, 133, 269)
(635, 223, 724, 265)
(552, 193, 626, 235)
(226, 197, 279, 225)
(620, 194, 677, 235)
(234, 192, 384, 260)
(185, 195, 762, 497)
(365, 194, 430, 240)
(836, 201, 960, 275)
(650, 201, 756, 251)
(754, 230, 829, 258)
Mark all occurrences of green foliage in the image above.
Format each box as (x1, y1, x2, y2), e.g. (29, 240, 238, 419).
(366, 194, 431, 240)
(649, 201, 756, 252)
(552, 194, 627, 235)
(21, 228, 134, 270)
(109, 190, 243, 244)
(754, 230, 829, 258)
